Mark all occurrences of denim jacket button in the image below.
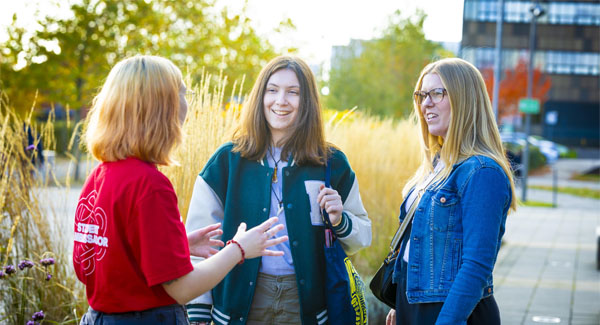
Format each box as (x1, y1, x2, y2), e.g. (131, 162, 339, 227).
(440, 197, 446, 203)
(488, 288, 492, 293)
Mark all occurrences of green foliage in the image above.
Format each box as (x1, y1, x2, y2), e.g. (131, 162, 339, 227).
(0, 0, 293, 116)
(326, 10, 453, 118)
(528, 145, 547, 170)
(503, 141, 547, 170)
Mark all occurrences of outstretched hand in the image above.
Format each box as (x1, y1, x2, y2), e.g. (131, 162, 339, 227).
(187, 223, 224, 258)
(232, 217, 288, 259)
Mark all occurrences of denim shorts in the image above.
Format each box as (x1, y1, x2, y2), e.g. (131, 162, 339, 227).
(247, 273, 301, 325)
(80, 303, 189, 325)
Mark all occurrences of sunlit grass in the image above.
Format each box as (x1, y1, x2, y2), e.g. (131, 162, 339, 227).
(0, 92, 87, 324)
(529, 185, 600, 200)
(571, 173, 600, 182)
(520, 200, 554, 208)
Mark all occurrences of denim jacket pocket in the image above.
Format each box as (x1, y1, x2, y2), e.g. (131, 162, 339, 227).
(430, 189, 459, 231)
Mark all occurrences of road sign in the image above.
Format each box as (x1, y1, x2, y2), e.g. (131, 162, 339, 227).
(519, 98, 540, 114)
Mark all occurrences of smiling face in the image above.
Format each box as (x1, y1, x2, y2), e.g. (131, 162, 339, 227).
(263, 68, 300, 145)
(420, 73, 451, 139)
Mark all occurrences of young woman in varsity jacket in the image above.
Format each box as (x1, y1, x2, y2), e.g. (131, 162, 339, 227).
(185, 56, 372, 325)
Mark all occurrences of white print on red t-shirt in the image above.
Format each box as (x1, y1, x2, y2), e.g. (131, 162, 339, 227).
(74, 190, 109, 276)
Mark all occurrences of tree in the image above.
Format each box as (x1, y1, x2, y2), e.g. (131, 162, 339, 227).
(0, 0, 293, 116)
(481, 58, 552, 120)
(326, 10, 453, 118)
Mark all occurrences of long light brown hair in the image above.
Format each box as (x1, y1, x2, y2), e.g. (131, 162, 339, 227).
(403, 58, 517, 211)
(85, 55, 184, 165)
(232, 56, 329, 165)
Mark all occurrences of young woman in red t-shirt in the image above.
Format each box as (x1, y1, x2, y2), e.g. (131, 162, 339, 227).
(74, 55, 288, 324)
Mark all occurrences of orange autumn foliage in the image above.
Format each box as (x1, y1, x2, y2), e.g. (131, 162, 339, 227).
(482, 58, 552, 119)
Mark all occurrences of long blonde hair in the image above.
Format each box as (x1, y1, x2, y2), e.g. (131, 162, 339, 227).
(403, 58, 517, 211)
(232, 56, 329, 165)
(85, 55, 184, 165)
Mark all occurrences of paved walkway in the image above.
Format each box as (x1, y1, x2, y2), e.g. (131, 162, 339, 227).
(494, 158, 600, 325)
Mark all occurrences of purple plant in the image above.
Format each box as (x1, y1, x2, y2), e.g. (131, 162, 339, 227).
(26, 321, 37, 325)
(18, 260, 35, 270)
(45, 273, 52, 281)
(31, 310, 45, 321)
(0, 270, 4, 279)
(40, 258, 55, 266)
(4, 265, 16, 275)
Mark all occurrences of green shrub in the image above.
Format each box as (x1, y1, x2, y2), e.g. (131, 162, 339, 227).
(528, 145, 547, 170)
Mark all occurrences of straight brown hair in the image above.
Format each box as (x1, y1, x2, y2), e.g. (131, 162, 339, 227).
(232, 56, 329, 165)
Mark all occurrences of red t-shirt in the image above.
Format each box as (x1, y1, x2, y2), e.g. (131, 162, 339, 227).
(73, 157, 193, 313)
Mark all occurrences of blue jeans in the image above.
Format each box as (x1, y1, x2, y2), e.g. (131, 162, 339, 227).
(80, 304, 189, 325)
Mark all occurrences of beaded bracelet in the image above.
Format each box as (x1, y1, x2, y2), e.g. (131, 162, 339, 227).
(226, 239, 245, 264)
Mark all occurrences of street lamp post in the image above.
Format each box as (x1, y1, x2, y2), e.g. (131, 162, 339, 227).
(521, 2, 545, 202)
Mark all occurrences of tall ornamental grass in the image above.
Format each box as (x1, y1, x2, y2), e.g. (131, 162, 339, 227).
(0, 93, 87, 324)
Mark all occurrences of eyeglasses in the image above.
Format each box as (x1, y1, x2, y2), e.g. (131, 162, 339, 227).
(413, 88, 447, 105)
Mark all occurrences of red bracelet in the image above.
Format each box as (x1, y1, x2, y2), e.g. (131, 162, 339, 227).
(226, 239, 245, 264)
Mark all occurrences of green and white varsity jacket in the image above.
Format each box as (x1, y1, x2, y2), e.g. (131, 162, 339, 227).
(185, 142, 371, 325)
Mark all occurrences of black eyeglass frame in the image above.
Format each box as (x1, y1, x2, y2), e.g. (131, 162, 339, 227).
(413, 88, 447, 105)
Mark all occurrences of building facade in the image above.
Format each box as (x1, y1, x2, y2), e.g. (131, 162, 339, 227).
(461, 0, 600, 147)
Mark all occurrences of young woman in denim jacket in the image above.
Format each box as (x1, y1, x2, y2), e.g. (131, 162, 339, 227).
(185, 56, 371, 324)
(386, 58, 517, 325)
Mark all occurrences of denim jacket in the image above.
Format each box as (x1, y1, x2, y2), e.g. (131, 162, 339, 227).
(393, 155, 512, 325)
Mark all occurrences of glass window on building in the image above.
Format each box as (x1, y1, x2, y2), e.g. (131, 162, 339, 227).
(465, 0, 600, 26)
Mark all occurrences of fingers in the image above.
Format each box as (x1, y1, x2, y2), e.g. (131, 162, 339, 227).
(386, 309, 396, 325)
(323, 200, 343, 212)
(237, 222, 247, 233)
(265, 224, 285, 238)
(209, 239, 225, 247)
(205, 229, 223, 238)
(256, 217, 279, 232)
(265, 235, 288, 248)
(198, 222, 221, 235)
(317, 185, 331, 203)
(317, 188, 342, 210)
(260, 249, 285, 257)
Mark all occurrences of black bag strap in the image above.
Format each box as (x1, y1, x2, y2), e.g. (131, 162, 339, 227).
(388, 170, 439, 253)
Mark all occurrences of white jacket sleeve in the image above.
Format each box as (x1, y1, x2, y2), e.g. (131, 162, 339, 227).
(185, 175, 224, 307)
(335, 177, 372, 255)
